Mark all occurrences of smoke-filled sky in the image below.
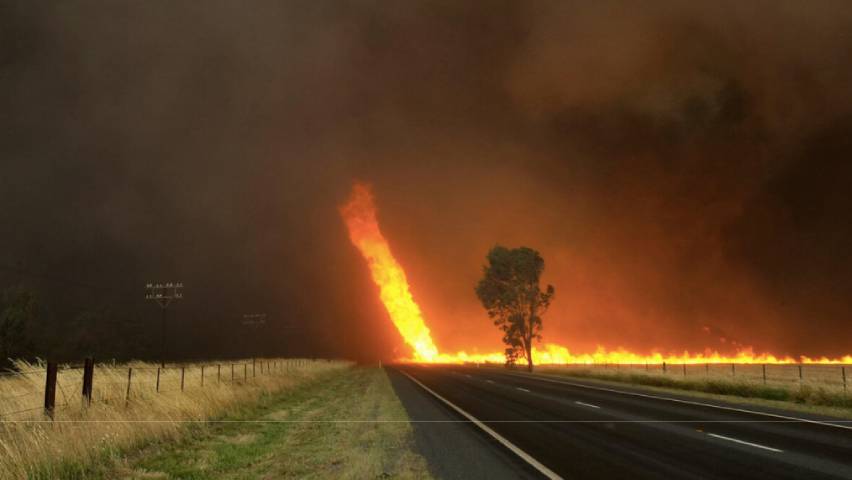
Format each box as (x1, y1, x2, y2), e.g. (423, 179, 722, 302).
(2, 1, 852, 361)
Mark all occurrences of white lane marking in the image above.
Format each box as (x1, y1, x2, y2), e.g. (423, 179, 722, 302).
(486, 380, 495, 384)
(517, 387, 531, 393)
(575, 401, 600, 409)
(465, 374, 472, 378)
(507, 372, 852, 432)
(400, 370, 563, 480)
(706, 433, 783, 453)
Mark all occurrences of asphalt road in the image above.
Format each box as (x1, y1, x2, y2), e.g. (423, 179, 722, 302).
(391, 365, 852, 480)
(386, 367, 540, 479)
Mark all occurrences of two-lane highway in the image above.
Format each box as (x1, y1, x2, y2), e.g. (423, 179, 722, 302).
(393, 365, 852, 479)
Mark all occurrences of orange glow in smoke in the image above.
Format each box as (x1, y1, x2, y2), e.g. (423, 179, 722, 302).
(341, 183, 852, 365)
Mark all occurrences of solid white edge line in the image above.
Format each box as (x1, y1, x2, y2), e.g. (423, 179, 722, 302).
(575, 401, 600, 409)
(517, 387, 531, 392)
(706, 433, 783, 453)
(400, 370, 563, 480)
(507, 372, 852, 431)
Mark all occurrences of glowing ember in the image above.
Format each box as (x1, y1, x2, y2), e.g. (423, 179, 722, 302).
(341, 183, 852, 366)
(340, 183, 439, 361)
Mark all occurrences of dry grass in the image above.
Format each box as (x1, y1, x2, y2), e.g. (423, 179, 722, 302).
(0, 358, 350, 479)
(537, 363, 851, 392)
(114, 367, 432, 479)
(534, 363, 852, 411)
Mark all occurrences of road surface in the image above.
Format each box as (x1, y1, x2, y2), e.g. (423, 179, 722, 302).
(392, 364, 852, 479)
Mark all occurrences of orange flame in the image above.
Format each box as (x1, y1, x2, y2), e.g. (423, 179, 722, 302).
(340, 183, 439, 361)
(341, 183, 852, 366)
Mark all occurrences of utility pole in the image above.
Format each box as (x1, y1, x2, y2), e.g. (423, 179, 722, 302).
(146, 282, 183, 368)
(241, 313, 267, 327)
(241, 314, 300, 358)
(242, 314, 267, 358)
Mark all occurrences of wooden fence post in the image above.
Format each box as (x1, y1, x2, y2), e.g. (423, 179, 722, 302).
(798, 365, 803, 386)
(217, 364, 221, 384)
(201, 366, 205, 387)
(156, 367, 161, 392)
(244, 364, 247, 382)
(705, 363, 709, 376)
(731, 364, 735, 377)
(843, 366, 847, 393)
(180, 366, 185, 391)
(682, 364, 686, 377)
(762, 364, 767, 385)
(252, 358, 256, 377)
(231, 364, 234, 382)
(82, 357, 94, 407)
(44, 362, 58, 420)
(125, 367, 133, 406)
(662, 362, 667, 374)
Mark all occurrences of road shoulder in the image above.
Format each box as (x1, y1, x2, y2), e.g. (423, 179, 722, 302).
(104, 367, 432, 479)
(386, 367, 541, 480)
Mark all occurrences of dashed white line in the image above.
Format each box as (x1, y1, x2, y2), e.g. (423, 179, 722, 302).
(517, 387, 531, 392)
(486, 380, 495, 384)
(706, 433, 783, 453)
(507, 372, 852, 432)
(575, 401, 600, 409)
(465, 374, 472, 378)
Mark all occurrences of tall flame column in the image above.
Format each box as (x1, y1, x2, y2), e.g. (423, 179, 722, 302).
(340, 183, 439, 361)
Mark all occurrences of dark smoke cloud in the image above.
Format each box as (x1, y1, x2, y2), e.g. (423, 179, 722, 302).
(1, 0, 851, 360)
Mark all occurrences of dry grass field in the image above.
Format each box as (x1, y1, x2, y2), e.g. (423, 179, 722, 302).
(0, 358, 349, 479)
(538, 362, 850, 391)
(534, 363, 852, 410)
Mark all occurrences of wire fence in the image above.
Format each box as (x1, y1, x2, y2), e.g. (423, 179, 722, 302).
(0, 358, 319, 420)
(538, 362, 851, 392)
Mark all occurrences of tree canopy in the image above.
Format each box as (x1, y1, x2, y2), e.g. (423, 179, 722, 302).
(475, 246, 554, 371)
(0, 287, 37, 367)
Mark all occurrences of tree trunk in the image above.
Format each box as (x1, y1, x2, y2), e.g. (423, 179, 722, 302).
(525, 305, 535, 372)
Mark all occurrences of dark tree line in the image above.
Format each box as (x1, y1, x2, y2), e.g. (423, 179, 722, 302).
(0, 283, 154, 370)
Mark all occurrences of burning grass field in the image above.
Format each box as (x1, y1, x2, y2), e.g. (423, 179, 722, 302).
(534, 363, 852, 416)
(0, 358, 353, 479)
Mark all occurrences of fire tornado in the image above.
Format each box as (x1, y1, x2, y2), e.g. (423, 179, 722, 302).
(340, 183, 439, 361)
(341, 182, 852, 365)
